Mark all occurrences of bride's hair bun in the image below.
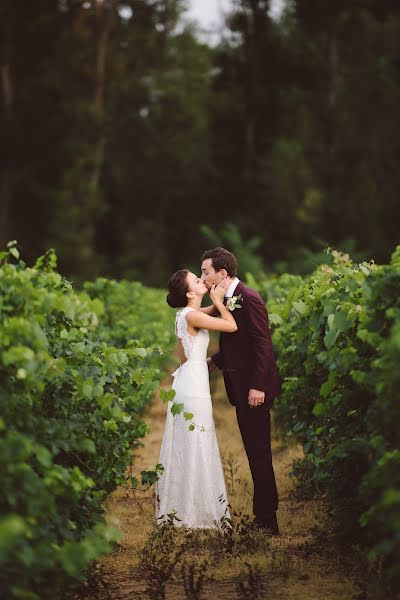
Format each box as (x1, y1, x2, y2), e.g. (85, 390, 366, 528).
(167, 269, 190, 308)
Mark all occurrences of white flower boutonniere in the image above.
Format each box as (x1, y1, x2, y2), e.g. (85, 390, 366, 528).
(226, 293, 243, 312)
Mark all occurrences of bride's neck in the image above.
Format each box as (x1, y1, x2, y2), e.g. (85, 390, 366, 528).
(187, 297, 202, 311)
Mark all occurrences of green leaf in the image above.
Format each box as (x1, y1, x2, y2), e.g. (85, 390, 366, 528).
(347, 410, 358, 417)
(293, 300, 308, 316)
(132, 347, 147, 359)
(35, 445, 52, 468)
(160, 388, 176, 403)
(183, 412, 194, 421)
(334, 310, 353, 332)
(171, 402, 184, 416)
(110, 405, 122, 419)
(292, 421, 304, 433)
(82, 382, 94, 399)
(140, 465, 164, 486)
(309, 312, 321, 330)
(9, 247, 20, 259)
(0, 515, 26, 562)
(132, 368, 145, 385)
(324, 328, 339, 350)
(320, 371, 336, 398)
(98, 393, 113, 410)
(323, 301, 336, 316)
(188, 424, 195, 432)
(79, 438, 96, 454)
(269, 313, 283, 325)
(303, 441, 313, 453)
(313, 402, 327, 417)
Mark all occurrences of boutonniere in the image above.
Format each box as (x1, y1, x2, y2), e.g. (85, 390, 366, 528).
(226, 294, 243, 312)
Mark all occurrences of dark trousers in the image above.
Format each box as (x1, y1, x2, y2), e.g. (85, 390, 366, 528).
(236, 402, 278, 520)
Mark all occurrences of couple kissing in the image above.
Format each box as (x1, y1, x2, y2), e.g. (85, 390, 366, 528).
(156, 247, 281, 535)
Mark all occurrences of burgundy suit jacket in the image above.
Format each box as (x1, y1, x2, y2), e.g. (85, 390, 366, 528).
(211, 281, 281, 407)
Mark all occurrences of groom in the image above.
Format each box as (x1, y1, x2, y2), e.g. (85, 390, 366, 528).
(201, 247, 281, 535)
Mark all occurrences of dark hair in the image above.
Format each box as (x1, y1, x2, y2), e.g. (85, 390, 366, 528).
(166, 269, 190, 308)
(201, 247, 238, 277)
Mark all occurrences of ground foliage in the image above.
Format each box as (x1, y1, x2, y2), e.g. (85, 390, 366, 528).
(1, 239, 399, 597)
(0, 242, 175, 598)
(257, 245, 400, 593)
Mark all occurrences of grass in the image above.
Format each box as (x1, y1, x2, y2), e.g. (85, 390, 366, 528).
(73, 373, 369, 600)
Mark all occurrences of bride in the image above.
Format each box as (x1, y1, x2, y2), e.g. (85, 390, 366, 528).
(155, 269, 236, 528)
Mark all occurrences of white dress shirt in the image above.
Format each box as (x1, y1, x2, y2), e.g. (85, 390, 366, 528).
(225, 277, 240, 298)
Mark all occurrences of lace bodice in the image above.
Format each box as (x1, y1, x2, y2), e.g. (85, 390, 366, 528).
(175, 307, 209, 361)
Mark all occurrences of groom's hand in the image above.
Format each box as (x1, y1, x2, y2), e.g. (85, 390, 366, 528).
(207, 357, 217, 373)
(248, 388, 265, 408)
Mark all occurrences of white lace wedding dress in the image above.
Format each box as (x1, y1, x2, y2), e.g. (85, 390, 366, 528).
(155, 306, 230, 528)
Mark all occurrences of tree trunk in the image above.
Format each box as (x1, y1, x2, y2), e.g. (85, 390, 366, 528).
(147, 0, 176, 274)
(0, 26, 14, 248)
(328, 18, 339, 111)
(324, 16, 340, 233)
(245, 0, 258, 168)
(243, 0, 270, 169)
(91, 0, 116, 192)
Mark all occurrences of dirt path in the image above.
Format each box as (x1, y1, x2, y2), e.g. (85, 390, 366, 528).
(78, 374, 364, 600)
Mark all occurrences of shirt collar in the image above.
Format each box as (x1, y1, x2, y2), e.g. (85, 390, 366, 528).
(225, 277, 240, 298)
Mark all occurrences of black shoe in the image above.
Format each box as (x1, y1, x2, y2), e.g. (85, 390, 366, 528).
(251, 515, 280, 536)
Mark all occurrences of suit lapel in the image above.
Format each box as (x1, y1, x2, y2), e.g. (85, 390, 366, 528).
(224, 281, 245, 327)
(234, 281, 245, 297)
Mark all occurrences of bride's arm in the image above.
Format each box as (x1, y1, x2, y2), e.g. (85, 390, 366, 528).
(186, 305, 237, 333)
(200, 304, 219, 316)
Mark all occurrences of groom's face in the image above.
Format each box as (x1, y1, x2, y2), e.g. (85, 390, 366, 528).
(200, 258, 225, 290)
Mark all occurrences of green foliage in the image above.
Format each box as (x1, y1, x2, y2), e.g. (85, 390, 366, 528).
(0, 245, 175, 598)
(271, 238, 372, 277)
(260, 246, 400, 591)
(200, 224, 264, 278)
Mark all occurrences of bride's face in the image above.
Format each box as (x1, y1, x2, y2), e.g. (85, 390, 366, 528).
(186, 272, 208, 298)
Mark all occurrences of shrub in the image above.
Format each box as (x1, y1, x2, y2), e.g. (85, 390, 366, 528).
(259, 246, 400, 591)
(0, 243, 175, 598)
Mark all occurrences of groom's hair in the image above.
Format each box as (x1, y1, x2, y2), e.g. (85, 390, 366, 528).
(201, 247, 237, 277)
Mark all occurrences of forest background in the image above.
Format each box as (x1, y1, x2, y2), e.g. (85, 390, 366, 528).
(1, 0, 399, 284)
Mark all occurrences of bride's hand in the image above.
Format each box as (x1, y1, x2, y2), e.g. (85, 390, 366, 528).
(210, 278, 230, 304)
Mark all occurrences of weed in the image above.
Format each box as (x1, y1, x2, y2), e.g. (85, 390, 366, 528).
(215, 499, 270, 556)
(236, 562, 267, 600)
(181, 560, 208, 600)
(137, 512, 187, 600)
(223, 452, 242, 494)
